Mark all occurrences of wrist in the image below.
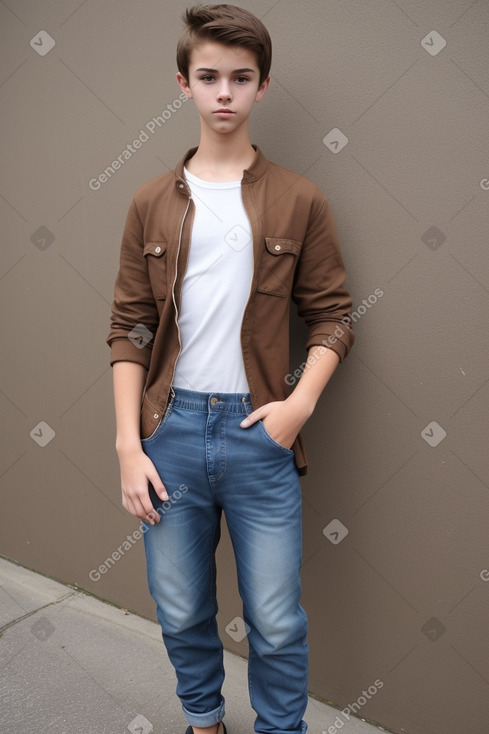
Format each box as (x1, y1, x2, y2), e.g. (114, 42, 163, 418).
(116, 436, 143, 455)
(286, 391, 316, 421)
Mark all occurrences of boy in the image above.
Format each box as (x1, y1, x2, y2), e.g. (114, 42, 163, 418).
(107, 5, 354, 734)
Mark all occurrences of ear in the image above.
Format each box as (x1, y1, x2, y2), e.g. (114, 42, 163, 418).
(255, 75, 270, 103)
(176, 72, 192, 98)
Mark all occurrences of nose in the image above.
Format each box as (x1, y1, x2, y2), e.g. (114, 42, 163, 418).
(216, 79, 232, 102)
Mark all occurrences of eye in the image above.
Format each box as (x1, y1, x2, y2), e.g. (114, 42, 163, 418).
(200, 74, 215, 83)
(235, 76, 249, 84)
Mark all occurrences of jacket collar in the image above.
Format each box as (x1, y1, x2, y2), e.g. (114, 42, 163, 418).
(174, 145, 268, 193)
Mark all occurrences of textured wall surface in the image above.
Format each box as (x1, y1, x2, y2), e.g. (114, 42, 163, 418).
(1, 1, 488, 733)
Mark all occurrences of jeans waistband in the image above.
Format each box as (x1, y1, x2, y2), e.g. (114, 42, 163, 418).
(171, 386, 252, 414)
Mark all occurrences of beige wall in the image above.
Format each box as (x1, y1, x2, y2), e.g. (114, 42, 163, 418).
(1, 2, 488, 733)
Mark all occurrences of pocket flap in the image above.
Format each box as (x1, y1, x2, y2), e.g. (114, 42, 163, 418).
(265, 238, 302, 256)
(143, 242, 166, 257)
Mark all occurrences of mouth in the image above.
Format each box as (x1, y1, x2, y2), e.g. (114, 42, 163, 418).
(214, 109, 235, 116)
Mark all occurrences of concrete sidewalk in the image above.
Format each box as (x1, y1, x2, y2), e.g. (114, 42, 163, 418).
(0, 556, 385, 734)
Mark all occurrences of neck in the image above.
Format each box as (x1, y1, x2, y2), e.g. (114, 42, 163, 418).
(188, 124, 256, 179)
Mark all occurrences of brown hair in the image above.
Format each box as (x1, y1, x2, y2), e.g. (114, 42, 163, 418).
(177, 4, 272, 85)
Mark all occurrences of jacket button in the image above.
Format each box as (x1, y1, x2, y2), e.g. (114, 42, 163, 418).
(153, 413, 159, 419)
(155, 246, 161, 254)
(274, 244, 281, 251)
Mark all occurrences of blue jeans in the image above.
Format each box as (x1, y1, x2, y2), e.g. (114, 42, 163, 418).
(142, 387, 308, 734)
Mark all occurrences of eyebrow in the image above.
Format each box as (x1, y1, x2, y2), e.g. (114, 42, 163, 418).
(195, 67, 256, 74)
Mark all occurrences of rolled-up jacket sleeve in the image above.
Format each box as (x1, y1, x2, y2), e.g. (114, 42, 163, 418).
(106, 197, 158, 369)
(292, 194, 354, 362)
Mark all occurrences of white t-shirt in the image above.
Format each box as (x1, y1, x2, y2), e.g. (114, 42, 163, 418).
(172, 167, 253, 392)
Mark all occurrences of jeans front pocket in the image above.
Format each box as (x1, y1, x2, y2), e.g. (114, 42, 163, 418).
(257, 419, 294, 456)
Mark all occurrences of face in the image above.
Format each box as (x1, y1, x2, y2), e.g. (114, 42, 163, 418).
(177, 41, 270, 135)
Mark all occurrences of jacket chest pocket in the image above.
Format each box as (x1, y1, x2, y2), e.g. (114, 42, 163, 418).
(257, 237, 302, 297)
(144, 242, 168, 300)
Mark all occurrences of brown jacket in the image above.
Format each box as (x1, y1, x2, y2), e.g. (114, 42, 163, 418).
(107, 146, 354, 475)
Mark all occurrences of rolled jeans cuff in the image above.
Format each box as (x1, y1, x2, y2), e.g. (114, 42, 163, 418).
(182, 698, 225, 728)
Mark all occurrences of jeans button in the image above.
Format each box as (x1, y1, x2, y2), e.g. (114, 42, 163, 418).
(210, 396, 219, 405)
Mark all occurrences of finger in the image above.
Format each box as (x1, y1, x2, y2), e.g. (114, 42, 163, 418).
(123, 484, 160, 524)
(240, 408, 264, 428)
(144, 507, 161, 525)
(136, 493, 161, 524)
(147, 466, 169, 501)
(124, 495, 150, 524)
